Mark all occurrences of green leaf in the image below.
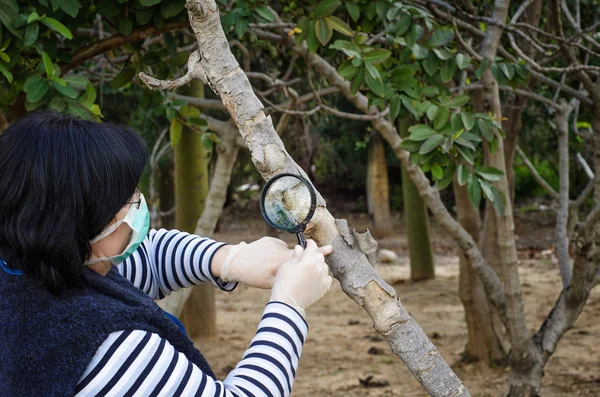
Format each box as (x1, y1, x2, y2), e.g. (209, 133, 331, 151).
(26, 78, 49, 102)
(426, 104, 439, 121)
(0, 0, 22, 38)
(50, 80, 78, 98)
(408, 124, 436, 141)
(400, 139, 421, 153)
(461, 112, 475, 130)
(0, 63, 12, 83)
(140, 0, 161, 6)
(330, 39, 360, 58)
(0, 51, 9, 63)
(456, 53, 471, 70)
(456, 145, 474, 164)
(345, 2, 360, 22)
(27, 12, 41, 23)
(315, 18, 333, 46)
(201, 134, 213, 151)
(364, 62, 379, 80)
(432, 48, 453, 60)
(457, 164, 469, 186)
(490, 186, 506, 217)
(160, 0, 185, 19)
(474, 166, 504, 181)
(24, 22, 39, 47)
(254, 5, 275, 22)
(390, 95, 402, 121)
(97, 0, 122, 16)
(439, 58, 456, 82)
(41, 17, 73, 39)
(24, 74, 42, 91)
(474, 58, 489, 80)
(326, 16, 353, 36)
(350, 68, 364, 94)
(306, 20, 319, 52)
(461, 131, 481, 142)
(478, 118, 494, 141)
(42, 51, 54, 77)
(50, 0, 79, 17)
(63, 74, 88, 89)
(80, 82, 96, 108)
(363, 48, 390, 64)
(170, 118, 183, 147)
(467, 174, 481, 209)
(136, 7, 154, 24)
(118, 18, 133, 36)
(188, 117, 208, 128)
(179, 105, 201, 118)
(338, 62, 359, 79)
(419, 134, 444, 154)
(66, 103, 96, 120)
(411, 44, 428, 60)
(437, 162, 456, 190)
(450, 113, 463, 132)
(455, 136, 475, 150)
(422, 52, 439, 76)
(365, 68, 385, 97)
(431, 164, 443, 180)
(440, 95, 469, 108)
(428, 28, 454, 47)
(313, 0, 341, 18)
(479, 179, 494, 200)
(433, 107, 449, 130)
(112, 66, 136, 89)
(49, 96, 66, 111)
(390, 66, 415, 82)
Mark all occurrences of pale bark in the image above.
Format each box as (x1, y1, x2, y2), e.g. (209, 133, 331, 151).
(555, 103, 574, 287)
(140, 1, 471, 395)
(367, 132, 394, 238)
(195, 120, 241, 236)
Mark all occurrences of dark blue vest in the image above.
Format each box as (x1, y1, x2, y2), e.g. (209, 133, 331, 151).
(0, 263, 215, 397)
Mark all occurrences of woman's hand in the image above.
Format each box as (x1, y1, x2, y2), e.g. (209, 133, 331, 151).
(269, 240, 333, 317)
(215, 237, 332, 289)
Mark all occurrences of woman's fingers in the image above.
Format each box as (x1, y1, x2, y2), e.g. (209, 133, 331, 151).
(318, 244, 333, 256)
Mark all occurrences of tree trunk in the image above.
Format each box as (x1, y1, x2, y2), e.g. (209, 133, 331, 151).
(477, 0, 531, 388)
(397, 118, 434, 280)
(453, 178, 506, 364)
(367, 132, 394, 238)
(139, 2, 473, 394)
(173, 80, 216, 340)
(503, 0, 543, 202)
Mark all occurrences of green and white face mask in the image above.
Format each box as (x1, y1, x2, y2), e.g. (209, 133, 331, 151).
(84, 193, 150, 266)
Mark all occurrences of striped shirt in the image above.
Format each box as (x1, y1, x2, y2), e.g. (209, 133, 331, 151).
(75, 229, 308, 397)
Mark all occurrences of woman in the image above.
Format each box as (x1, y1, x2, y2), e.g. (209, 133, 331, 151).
(0, 111, 333, 397)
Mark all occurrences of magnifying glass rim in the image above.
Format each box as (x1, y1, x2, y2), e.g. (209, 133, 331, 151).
(260, 173, 317, 233)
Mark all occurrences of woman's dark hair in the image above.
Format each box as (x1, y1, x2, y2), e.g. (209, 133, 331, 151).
(0, 110, 148, 294)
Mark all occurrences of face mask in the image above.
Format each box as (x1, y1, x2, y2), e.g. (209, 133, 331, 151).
(84, 194, 150, 266)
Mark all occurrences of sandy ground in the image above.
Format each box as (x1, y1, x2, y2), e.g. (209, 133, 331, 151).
(194, 211, 599, 396)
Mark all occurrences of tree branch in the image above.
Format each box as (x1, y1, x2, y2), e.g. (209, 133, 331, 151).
(147, 2, 472, 396)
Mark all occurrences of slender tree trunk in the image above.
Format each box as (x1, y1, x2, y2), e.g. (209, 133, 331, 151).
(173, 80, 216, 340)
(453, 179, 506, 364)
(503, 0, 543, 202)
(398, 117, 434, 280)
(367, 132, 394, 238)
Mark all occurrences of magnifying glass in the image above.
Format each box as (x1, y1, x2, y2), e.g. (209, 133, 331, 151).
(260, 173, 317, 249)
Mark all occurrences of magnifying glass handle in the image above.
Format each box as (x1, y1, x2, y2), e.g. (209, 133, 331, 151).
(296, 232, 307, 249)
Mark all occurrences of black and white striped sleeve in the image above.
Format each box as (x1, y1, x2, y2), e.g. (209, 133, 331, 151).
(118, 228, 238, 299)
(75, 302, 308, 397)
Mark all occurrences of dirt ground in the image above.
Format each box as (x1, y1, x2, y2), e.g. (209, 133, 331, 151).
(197, 209, 600, 396)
